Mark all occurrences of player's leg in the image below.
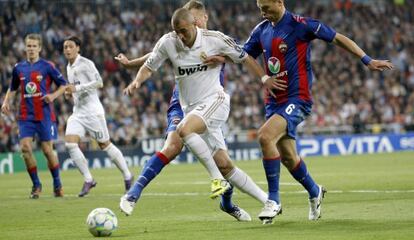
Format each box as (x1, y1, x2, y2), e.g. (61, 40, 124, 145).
(257, 114, 286, 223)
(18, 121, 42, 199)
(65, 115, 96, 197)
(213, 150, 267, 222)
(177, 114, 225, 181)
(120, 131, 184, 215)
(39, 121, 63, 197)
(277, 137, 326, 220)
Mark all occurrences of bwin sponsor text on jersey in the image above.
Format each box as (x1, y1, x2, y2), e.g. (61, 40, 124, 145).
(178, 64, 208, 76)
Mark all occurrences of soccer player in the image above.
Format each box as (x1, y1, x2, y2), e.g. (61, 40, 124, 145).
(244, 0, 394, 223)
(119, 5, 283, 220)
(63, 36, 133, 197)
(1, 33, 67, 199)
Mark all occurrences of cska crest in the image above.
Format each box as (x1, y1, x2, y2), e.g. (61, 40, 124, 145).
(36, 75, 43, 82)
(279, 41, 288, 54)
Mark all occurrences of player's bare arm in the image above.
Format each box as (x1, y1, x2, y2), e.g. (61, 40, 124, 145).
(332, 33, 394, 71)
(123, 65, 153, 96)
(1, 89, 16, 115)
(115, 53, 151, 69)
(42, 85, 67, 103)
(242, 55, 287, 91)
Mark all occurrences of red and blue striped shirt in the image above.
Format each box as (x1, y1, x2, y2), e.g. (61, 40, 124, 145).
(243, 11, 336, 105)
(10, 58, 67, 121)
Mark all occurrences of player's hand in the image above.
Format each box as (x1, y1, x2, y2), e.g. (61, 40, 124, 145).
(264, 76, 287, 91)
(65, 85, 77, 94)
(114, 53, 130, 67)
(203, 55, 226, 67)
(42, 94, 56, 103)
(1, 102, 10, 115)
(123, 80, 141, 96)
(367, 59, 394, 71)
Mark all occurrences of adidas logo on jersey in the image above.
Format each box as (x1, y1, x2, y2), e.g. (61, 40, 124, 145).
(178, 64, 208, 76)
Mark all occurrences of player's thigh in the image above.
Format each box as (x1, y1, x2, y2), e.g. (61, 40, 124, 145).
(259, 114, 288, 143)
(19, 137, 34, 153)
(200, 126, 227, 157)
(65, 115, 86, 139)
(40, 140, 55, 155)
(83, 115, 110, 143)
(177, 113, 207, 135)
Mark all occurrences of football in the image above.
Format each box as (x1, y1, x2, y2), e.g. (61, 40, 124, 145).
(86, 208, 118, 237)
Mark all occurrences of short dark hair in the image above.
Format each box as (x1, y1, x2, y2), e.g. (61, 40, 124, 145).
(183, 0, 205, 11)
(64, 36, 82, 48)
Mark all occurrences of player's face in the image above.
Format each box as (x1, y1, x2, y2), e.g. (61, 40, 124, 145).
(173, 19, 197, 47)
(63, 40, 79, 62)
(190, 9, 208, 29)
(25, 39, 41, 60)
(257, 0, 284, 22)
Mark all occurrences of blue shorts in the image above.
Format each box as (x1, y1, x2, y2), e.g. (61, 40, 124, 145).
(18, 120, 57, 141)
(265, 100, 312, 139)
(165, 107, 184, 134)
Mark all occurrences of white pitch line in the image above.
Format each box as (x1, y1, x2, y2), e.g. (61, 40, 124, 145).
(3, 189, 414, 199)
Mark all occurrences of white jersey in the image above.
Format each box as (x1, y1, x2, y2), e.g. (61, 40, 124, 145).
(66, 55, 104, 116)
(145, 27, 247, 109)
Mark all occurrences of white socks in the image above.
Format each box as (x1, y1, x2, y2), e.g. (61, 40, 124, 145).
(225, 167, 268, 204)
(183, 133, 224, 180)
(104, 143, 132, 180)
(66, 142, 93, 182)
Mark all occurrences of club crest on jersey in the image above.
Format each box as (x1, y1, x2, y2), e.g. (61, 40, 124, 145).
(268, 57, 281, 74)
(279, 41, 288, 53)
(36, 75, 43, 82)
(25, 82, 37, 94)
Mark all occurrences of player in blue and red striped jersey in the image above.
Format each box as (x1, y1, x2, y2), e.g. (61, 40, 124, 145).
(1, 34, 68, 199)
(244, 0, 394, 224)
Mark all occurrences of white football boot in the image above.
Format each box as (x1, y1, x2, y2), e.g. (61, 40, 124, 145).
(120, 194, 136, 216)
(258, 199, 282, 224)
(308, 185, 327, 220)
(220, 204, 252, 222)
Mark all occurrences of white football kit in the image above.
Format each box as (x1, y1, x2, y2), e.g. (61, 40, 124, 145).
(145, 27, 248, 152)
(65, 55, 109, 142)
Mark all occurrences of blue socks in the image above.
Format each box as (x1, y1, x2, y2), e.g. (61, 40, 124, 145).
(220, 185, 235, 211)
(262, 157, 281, 204)
(27, 166, 41, 187)
(127, 152, 169, 201)
(290, 160, 319, 199)
(49, 164, 62, 189)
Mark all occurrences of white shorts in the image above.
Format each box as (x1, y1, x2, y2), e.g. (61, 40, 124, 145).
(65, 114, 110, 143)
(184, 91, 230, 154)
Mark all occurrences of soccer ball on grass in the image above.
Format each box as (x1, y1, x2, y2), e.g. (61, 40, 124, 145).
(86, 208, 118, 237)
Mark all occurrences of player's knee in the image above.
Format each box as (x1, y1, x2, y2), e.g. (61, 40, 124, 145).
(217, 161, 234, 176)
(65, 142, 79, 151)
(258, 128, 273, 146)
(176, 124, 189, 138)
(162, 142, 183, 159)
(21, 144, 32, 155)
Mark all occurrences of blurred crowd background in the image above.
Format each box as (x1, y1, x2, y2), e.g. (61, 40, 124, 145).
(1, 0, 413, 152)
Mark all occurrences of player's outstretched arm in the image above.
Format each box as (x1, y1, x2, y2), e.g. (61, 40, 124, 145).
(332, 33, 394, 71)
(115, 53, 152, 69)
(1, 89, 16, 115)
(123, 65, 153, 96)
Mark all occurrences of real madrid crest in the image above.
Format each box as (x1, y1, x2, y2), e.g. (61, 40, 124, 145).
(279, 41, 288, 54)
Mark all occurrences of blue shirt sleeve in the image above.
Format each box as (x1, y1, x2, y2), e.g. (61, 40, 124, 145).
(9, 66, 20, 91)
(243, 25, 263, 59)
(47, 62, 67, 87)
(301, 17, 336, 43)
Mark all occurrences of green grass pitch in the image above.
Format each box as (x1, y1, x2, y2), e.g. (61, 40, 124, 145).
(1, 152, 413, 240)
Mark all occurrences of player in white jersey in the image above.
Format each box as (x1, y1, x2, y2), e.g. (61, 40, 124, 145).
(63, 36, 133, 197)
(124, 8, 279, 201)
